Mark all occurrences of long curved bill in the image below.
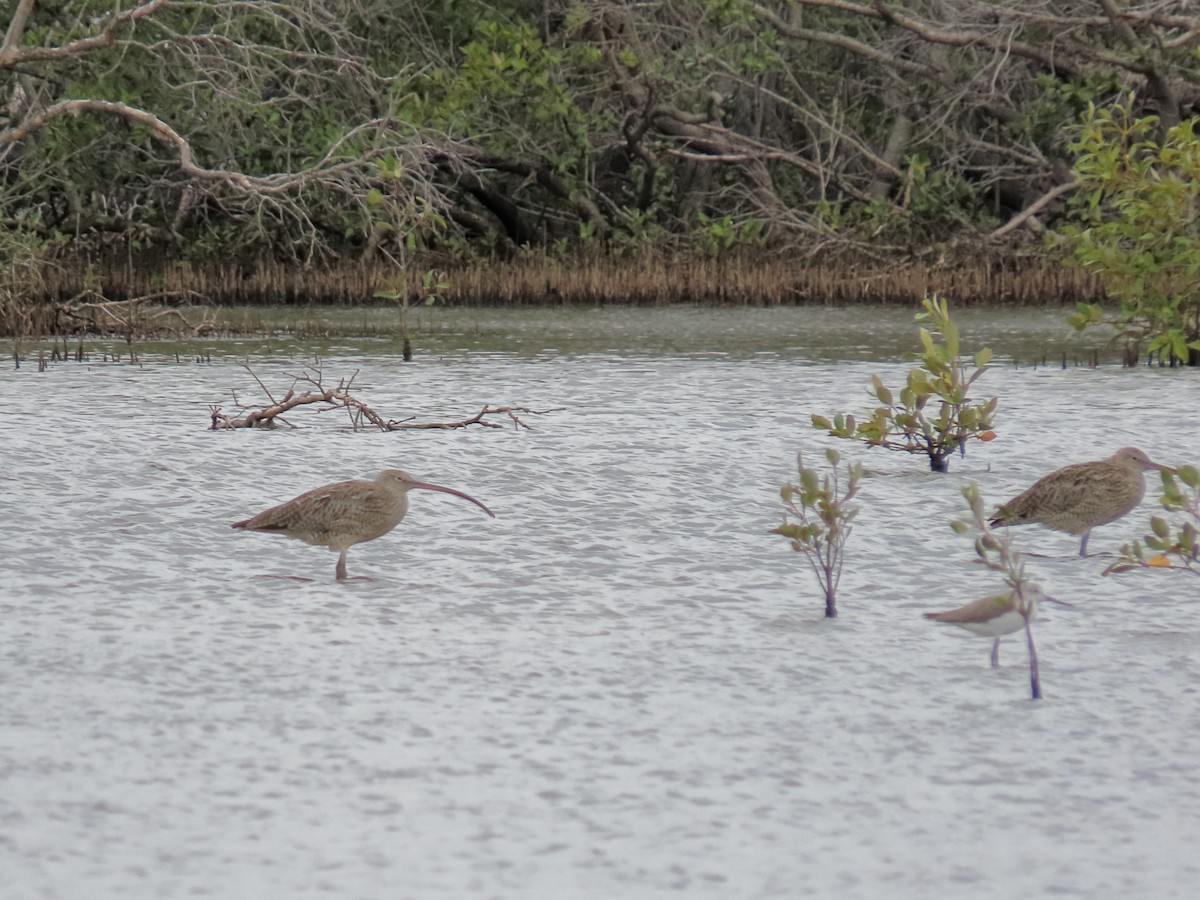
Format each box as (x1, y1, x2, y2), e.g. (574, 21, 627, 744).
(412, 481, 496, 518)
(1040, 594, 1076, 608)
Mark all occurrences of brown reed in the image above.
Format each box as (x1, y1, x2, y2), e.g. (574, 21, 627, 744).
(5, 250, 1109, 337)
(42, 253, 1107, 305)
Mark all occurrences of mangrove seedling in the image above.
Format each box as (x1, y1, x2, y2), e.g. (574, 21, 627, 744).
(813, 294, 997, 472)
(771, 448, 862, 618)
(952, 482, 1046, 700)
(1104, 464, 1200, 577)
(373, 269, 450, 361)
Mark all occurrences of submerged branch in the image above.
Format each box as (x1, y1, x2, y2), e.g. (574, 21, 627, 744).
(210, 365, 561, 431)
(389, 405, 559, 430)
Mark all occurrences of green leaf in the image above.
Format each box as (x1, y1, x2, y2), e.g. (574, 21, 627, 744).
(870, 374, 894, 407)
(918, 327, 936, 356)
(800, 469, 819, 494)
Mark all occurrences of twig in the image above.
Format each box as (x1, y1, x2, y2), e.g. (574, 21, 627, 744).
(385, 405, 563, 430)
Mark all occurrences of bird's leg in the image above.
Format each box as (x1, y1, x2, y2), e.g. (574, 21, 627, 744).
(990, 639, 1000, 668)
(335, 551, 348, 581)
(1078, 530, 1091, 557)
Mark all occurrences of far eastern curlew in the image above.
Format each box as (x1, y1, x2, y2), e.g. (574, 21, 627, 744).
(232, 469, 495, 580)
(989, 447, 1169, 556)
(924, 588, 1042, 668)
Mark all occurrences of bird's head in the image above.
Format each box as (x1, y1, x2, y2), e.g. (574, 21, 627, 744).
(1111, 447, 1171, 473)
(376, 469, 495, 517)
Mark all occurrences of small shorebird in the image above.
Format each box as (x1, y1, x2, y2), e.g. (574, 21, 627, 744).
(924, 588, 1041, 667)
(232, 469, 495, 580)
(989, 447, 1169, 556)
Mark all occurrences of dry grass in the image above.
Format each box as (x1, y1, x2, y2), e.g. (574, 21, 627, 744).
(54, 255, 1109, 307)
(4, 252, 1109, 337)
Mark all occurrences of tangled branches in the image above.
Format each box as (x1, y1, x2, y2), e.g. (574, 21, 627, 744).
(209, 365, 560, 431)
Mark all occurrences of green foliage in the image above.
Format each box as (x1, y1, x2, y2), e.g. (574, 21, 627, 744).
(771, 448, 862, 618)
(1058, 97, 1200, 366)
(1105, 464, 1200, 577)
(841, 152, 985, 243)
(700, 1, 783, 74)
(955, 482, 1043, 700)
(0, 229, 57, 335)
(813, 295, 998, 472)
(373, 269, 452, 345)
(694, 213, 765, 256)
(1014, 73, 1123, 146)
(0, 229, 51, 291)
(419, 269, 451, 306)
(416, 19, 591, 162)
(16, 0, 1200, 268)
(902, 153, 977, 219)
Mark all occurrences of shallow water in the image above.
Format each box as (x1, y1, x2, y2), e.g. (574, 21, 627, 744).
(2, 308, 1199, 899)
(99, 303, 1112, 363)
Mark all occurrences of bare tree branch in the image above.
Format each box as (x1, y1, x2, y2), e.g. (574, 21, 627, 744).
(990, 179, 1081, 238)
(0, 1, 169, 68)
(210, 366, 562, 431)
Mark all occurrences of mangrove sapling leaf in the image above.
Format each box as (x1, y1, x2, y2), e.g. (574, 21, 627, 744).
(813, 294, 997, 472)
(870, 374, 893, 406)
(1105, 464, 1200, 577)
(773, 451, 862, 619)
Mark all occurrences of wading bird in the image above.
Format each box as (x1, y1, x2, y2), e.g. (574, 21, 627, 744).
(924, 588, 1041, 667)
(989, 447, 1169, 556)
(233, 469, 494, 580)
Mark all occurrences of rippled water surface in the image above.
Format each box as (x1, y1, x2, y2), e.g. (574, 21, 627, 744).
(3, 308, 1199, 899)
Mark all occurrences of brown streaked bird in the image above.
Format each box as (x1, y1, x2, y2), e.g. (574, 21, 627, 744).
(232, 469, 495, 580)
(989, 447, 1169, 556)
(924, 588, 1041, 668)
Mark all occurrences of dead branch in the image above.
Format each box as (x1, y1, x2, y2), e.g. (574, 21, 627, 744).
(54, 288, 213, 336)
(386, 405, 560, 431)
(210, 365, 562, 431)
(989, 179, 1081, 239)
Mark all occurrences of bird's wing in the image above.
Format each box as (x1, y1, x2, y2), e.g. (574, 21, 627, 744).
(924, 594, 1013, 623)
(237, 488, 344, 536)
(994, 462, 1099, 522)
(299, 489, 389, 537)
